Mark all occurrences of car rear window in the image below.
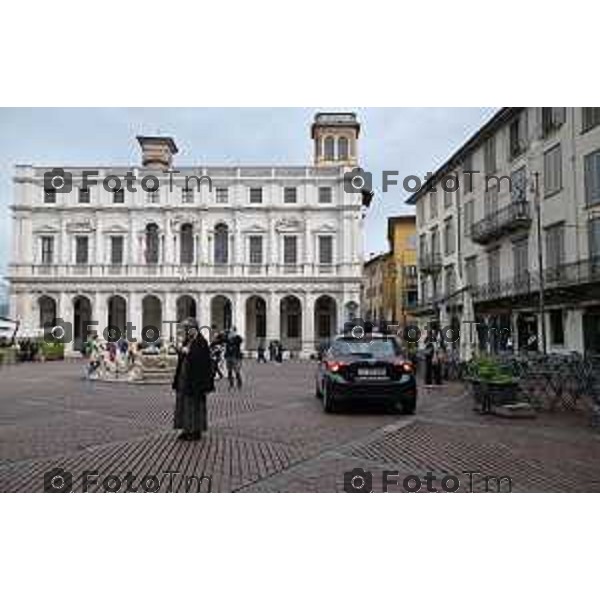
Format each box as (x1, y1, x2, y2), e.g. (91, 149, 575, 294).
(330, 338, 399, 357)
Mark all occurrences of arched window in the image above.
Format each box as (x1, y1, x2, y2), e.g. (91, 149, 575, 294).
(180, 223, 194, 264)
(145, 223, 159, 265)
(214, 223, 229, 264)
(324, 136, 335, 160)
(338, 136, 349, 160)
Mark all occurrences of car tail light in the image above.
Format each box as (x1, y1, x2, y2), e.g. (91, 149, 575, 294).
(393, 359, 413, 374)
(326, 360, 347, 373)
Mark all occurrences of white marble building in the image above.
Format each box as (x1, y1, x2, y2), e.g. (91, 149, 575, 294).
(7, 113, 366, 356)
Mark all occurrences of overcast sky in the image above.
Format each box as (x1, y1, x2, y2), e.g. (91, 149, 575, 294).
(0, 107, 496, 278)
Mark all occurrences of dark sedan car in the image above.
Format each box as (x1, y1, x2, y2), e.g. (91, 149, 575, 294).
(315, 334, 417, 414)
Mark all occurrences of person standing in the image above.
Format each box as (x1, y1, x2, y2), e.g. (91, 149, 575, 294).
(172, 318, 214, 441)
(224, 327, 244, 389)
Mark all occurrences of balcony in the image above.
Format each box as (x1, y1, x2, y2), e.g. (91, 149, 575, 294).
(471, 257, 600, 305)
(471, 201, 531, 245)
(418, 252, 442, 274)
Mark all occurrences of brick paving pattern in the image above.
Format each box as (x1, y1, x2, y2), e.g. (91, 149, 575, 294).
(1, 360, 599, 492)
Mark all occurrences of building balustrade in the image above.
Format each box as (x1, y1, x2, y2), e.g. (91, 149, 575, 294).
(471, 201, 532, 245)
(8, 262, 348, 279)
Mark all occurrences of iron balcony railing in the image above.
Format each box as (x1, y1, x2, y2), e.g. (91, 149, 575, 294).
(471, 257, 600, 303)
(418, 251, 442, 273)
(471, 201, 532, 245)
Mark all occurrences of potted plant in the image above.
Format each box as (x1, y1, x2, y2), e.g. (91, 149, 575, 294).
(469, 357, 520, 411)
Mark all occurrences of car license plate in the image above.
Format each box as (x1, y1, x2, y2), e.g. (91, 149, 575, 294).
(357, 368, 387, 378)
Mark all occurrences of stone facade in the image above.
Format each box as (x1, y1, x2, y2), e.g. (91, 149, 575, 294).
(7, 113, 366, 356)
(409, 107, 600, 358)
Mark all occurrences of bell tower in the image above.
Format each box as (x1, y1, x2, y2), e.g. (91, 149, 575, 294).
(311, 112, 360, 167)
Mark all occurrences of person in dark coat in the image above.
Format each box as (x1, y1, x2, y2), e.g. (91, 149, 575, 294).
(172, 318, 214, 441)
(424, 341, 434, 386)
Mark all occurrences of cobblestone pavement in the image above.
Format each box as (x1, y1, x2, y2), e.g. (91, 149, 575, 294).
(1, 360, 600, 492)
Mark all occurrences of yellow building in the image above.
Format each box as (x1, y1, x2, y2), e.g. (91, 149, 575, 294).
(362, 215, 417, 327)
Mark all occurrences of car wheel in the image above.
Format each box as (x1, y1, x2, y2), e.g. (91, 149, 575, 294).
(323, 381, 336, 413)
(402, 400, 416, 415)
(315, 378, 323, 399)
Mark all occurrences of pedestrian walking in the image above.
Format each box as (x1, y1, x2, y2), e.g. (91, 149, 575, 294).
(224, 327, 244, 389)
(86, 334, 101, 380)
(424, 341, 434, 386)
(210, 339, 224, 380)
(257, 339, 267, 363)
(172, 318, 214, 441)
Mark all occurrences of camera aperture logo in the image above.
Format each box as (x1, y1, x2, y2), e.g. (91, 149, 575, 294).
(343, 469, 512, 493)
(43, 467, 212, 493)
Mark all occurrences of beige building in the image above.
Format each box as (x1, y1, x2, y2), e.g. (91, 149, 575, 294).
(362, 215, 418, 327)
(408, 107, 600, 357)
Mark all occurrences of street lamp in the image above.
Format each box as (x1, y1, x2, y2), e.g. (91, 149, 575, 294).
(531, 171, 547, 355)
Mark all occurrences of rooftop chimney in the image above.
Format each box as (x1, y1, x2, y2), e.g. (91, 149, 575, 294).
(137, 136, 179, 171)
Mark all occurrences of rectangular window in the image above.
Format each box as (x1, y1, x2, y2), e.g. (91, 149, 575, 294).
(488, 248, 500, 284)
(429, 191, 438, 219)
(79, 187, 90, 203)
(550, 309, 565, 346)
(444, 187, 453, 208)
(513, 238, 529, 288)
(546, 222, 565, 271)
(582, 108, 600, 133)
(544, 144, 562, 197)
(464, 199, 474, 237)
(542, 107, 565, 137)
(465, 256, 477, 289)
(249, 187, 263, 204)
(318, 187, 332, 203)
(216, 187, 229, 203)
(443, 217, 455, 255)
(484, 137, 496, 173)
(44, 188, 56, 203)
(318, 236, 333, 264)
(111, 236, 124, 265)
(283, 236, 297, 264)
(417, 199, 425, 225)
(584, 150, 600, 207)
(444, 265, 456, 295)
(182, 187, 194, 203)
(75, 236, 89, 265)
(284, 187, 297, 204)
(431, 227, 440, 256)
(509, 112, 528, 159)
(249, 236, 263, 264)
(41, 236, 54, 265)
(589, 218, 600, 259)
(113, 189, 125, 204)
(419, 234, 427, 258)
(511, 167, 527, 203)
(485, 185, 499, 216)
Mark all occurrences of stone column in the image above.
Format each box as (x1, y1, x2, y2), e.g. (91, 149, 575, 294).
(267, 291, 279, 343)
(128, 291, 143, 345)
(58, 291, 75, 354)
(234, 291, 245, 339)
(302, 293, 315, 357)
(199, 293, 212, 340)
(94, 291, 108, 341)
(95, 215, 103, 266)
(164, 291, 178, 341)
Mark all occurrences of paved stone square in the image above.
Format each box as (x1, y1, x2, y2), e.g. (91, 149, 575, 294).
(1, 359, 600, 492)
